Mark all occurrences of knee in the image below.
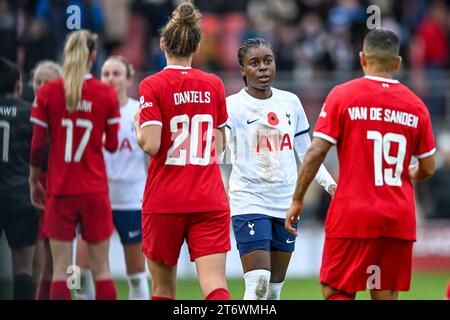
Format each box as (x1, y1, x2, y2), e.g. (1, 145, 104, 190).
(151, 281, 175, 299)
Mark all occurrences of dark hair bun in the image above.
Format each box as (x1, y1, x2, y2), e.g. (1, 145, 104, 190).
(172, 1, 201, 26)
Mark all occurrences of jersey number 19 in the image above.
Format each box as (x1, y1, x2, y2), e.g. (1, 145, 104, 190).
(367, 130, 406, 187)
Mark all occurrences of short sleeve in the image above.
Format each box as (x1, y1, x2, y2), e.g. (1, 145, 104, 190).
(107, 88, 120, 125)
(313, 86, 343, 145)
(216, 78, 228, 129)
(30, 85, 49, 128)
(414, 109, 436, 159)
(138, 79, 163, 128)
(294, 95, 310, 137)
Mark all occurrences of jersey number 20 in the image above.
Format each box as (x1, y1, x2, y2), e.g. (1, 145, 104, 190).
(166, 114, 213, 166)
(367, 130, 406, 186)
(62, 118, 93, 163)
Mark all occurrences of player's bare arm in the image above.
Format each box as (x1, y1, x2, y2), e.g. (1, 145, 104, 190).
(409, 155, 436, 181)
(215, 127, 226, 158)
(134, 109, 161, 156)
(285, 137, 333, 236)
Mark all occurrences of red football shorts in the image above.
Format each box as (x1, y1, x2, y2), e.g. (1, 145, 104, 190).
(44, 193, 114, 243)
(320, 238, 414, 294)
(142, 211, 231, 267)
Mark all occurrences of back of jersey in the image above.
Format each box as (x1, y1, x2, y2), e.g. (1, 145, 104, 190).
(139, 66, 229, 214)
(31, 77, 120, 196)
(314, 76, 436, 240)
(0, 97, 33, 196)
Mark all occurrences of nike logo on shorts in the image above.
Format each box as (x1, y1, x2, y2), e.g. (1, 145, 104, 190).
(128, 230, 141, 238)
(286, 239, 295, 244)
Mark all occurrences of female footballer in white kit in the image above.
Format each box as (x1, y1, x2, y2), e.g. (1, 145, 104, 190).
(226, 38, 337, 300)
(76, 56, 149, 300)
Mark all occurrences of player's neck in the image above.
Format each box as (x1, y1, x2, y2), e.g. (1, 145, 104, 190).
(165, 55, 193, 68)
(246, 86, 272, 100)
(364, 68, 396, 80)
(119, 93, 128, 107)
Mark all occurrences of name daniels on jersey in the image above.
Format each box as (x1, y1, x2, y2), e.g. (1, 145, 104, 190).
(174, 91, 211, 106)
(0, 106, 17, 117)
(348, 106, 419, 129)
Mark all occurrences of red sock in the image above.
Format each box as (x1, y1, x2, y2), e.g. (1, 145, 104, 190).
(50, 281, 71, 300)
(152, 296, 175, 300)
(95, 279, 117, 300)
(445, 281, 450, 300)
(37, 280, 51, 300)
(206, 288, 230, 300)
(327, 294, 354, 300)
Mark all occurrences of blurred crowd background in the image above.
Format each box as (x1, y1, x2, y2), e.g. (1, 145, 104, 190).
(1, 0, 449, 223)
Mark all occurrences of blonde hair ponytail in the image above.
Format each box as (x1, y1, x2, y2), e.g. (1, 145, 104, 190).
(63, 30, 97, 112)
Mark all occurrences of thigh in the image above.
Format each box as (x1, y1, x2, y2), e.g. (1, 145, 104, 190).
(187, 211, 231, 262)
(232, 214, 272, 256)
(112, 210, 142, 244)
(80, 194, 114, 243)
(376, 238, 414, 292)
(4, 204, 39, 250)
(45, 196, 79, 241)
(320, 238, 378, 295)
(142, 214, 187, 267)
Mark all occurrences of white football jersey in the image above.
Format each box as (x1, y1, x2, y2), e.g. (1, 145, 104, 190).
(103, 98, 147, 210)
(226, 88, 335, 219)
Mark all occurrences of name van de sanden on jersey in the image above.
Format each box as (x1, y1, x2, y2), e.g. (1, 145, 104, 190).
(174, 91, 211, 106)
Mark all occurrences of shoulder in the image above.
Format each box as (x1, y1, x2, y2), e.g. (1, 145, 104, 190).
(38, 78, 63, 97)
(126, 98, 140, 111)
(139, 71, 166, 92)
(193, 69, 224, 84)
(273, 88, 302, 104)
(88, 78, 115, 93)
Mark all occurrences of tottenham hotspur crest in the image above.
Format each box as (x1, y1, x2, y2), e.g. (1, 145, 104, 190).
(248, 222, 255, 236)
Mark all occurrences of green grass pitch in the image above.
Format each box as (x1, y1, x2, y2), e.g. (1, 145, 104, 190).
(114, 272, 450, 300)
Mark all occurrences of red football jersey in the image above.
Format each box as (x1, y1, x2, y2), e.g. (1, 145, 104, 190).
(31, 75, 120, 196)
(139, 66, 229, 214)
(314, 76, 436, 240)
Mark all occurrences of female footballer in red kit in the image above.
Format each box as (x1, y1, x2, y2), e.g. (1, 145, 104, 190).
(135, 1, 231, 300)
(29, 30, 120, 300)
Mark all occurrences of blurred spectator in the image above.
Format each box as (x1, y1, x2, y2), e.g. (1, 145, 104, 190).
(0, 0, 19, 61)
(100, 0, 132, 55)
(23, 0, 105, 73)
(409, 0, 449, 119)
(420, 133, 450, 220)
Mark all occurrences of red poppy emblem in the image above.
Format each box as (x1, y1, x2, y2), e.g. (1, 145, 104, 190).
(267, 112, 279, 126)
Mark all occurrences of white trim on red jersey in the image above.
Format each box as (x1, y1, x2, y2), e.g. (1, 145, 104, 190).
(416, 148, 437, 159)
(313, 131, 337, 145)
(141, 120, 163, 128)
(163, 65, 192, 70)
(364, 75, 399, 84)
(30, 117, 48, 128)
(107, 117, 121, 125)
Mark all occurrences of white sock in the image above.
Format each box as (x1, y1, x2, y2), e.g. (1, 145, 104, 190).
(127, 272, 150, 300)
(75, 268, 95, 300)
(243, 269, 270, 300)
(267, 282, 284, 300)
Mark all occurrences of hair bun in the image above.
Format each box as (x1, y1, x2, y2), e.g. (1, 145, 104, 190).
(172, 1, 201, 26)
